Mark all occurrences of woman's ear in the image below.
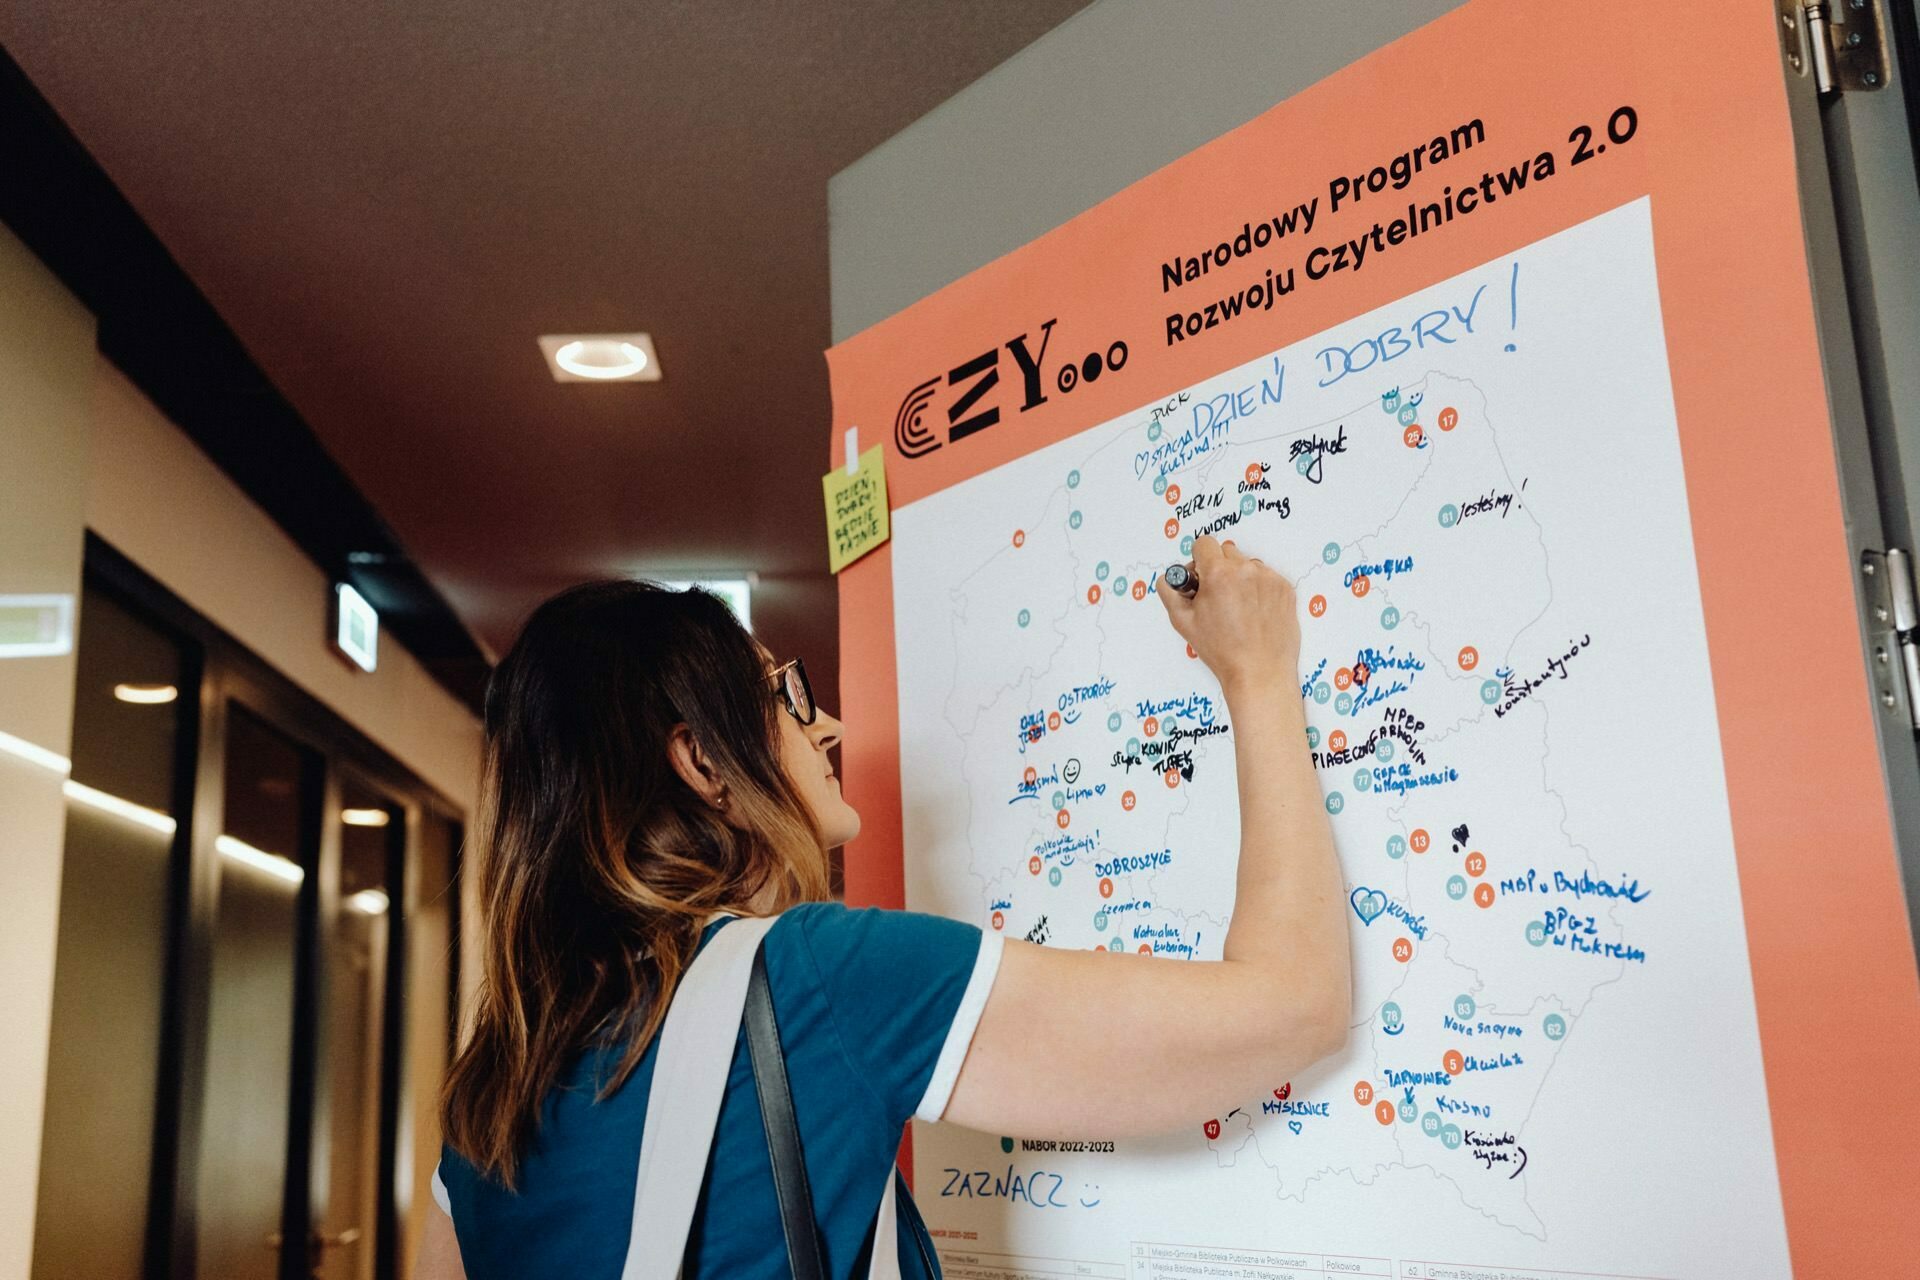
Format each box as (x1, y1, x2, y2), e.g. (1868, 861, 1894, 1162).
(666, 723, 730, 815)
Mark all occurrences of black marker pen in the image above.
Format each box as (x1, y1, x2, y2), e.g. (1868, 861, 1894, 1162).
(1164, 562, 1200, 597)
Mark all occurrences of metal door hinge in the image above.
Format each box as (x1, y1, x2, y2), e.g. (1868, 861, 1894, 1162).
(1863, 549, 1920, 728)
(1780, 0, 1890, 95)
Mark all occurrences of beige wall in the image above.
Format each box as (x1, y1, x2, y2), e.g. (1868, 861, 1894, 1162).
(1, 221, 482, 1276)
(87, 361, 481, 810)
(0, 226, 98, 1280)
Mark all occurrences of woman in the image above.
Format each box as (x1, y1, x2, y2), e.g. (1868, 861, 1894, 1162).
(418, 535, 1350, 1277)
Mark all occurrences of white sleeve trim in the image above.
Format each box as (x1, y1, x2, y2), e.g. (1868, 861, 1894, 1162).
(913, 931, 1006, 1124)
(431, 1162, 452, 1216)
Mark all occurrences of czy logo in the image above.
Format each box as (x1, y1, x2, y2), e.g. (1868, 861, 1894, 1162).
(894, 320, 1129, 459)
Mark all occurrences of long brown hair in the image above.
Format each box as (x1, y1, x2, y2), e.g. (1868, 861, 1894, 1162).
(440, 580, 829, 1187)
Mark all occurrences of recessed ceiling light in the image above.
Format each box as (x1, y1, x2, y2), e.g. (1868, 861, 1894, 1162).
(114, 683, 179, 705)
(341, 807, 391, 828)
(538, 333, 662, 383)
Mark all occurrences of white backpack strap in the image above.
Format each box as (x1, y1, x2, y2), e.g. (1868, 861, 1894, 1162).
(868, 1169, 900, 1279)
(620, 913, 778, 1280)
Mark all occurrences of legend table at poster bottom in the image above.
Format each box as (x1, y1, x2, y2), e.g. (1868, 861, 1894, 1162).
(1126, 1243, 1674, 1280)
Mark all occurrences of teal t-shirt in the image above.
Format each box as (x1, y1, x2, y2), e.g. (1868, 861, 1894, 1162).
(436, 902, 1001, 1277)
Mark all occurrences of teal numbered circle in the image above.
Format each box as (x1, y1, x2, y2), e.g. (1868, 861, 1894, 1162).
(1306, 726, 1322, 749)
(1094, 911, 1108, 931)
(1398, 1100, 1418, 1124)
(1095, 561, 1109, 580)
(1240, 494, 1256, 516)
(1446, 874, 1469, 901)
(1108, 711, 1123, 732)
(1108, 936, 1124, 952)
(1153, 474, 1167, 495)
(1048, 866, 1063, 887)
(1480, 679, 1502, 705)
(1381, 389, 1401, 413)
(1379, 1001, 1403, 1031)
(1325, 792, 1345, 815)
(1050, 790, 1065, 810)
(1397, 402, 1419, 427)
(1126, 737, 1141, 756)
(1376, 739, 1396, 763)
(1148, 421, 1162, 441)
(1322, 541, 1341, 564)
(1295, 453, 1314, 476)
(1069, 510, 1083, 529)
(1422, 1112, 1442, 1138)
(1353, 768, 1372, 793)
(1438, 503, 1460, 529)
(1180, 535, 1195, 556)
(1386, 834, 1408, 860)
(1441, 1124, 1463, 1150)
(1543, 1013, 1568, 1041)
(1313, 683, 1332, 705)
(1112, 577, 1128, 594)
(1453, 994, 1477, 1020)
(1162, 718, 1177, 735)
(1525, 920, 1548, 947)
(1380, 605, 1401, 630)
(1017, 609, 1031, 628)
(1067, 469, 1082, 489)
(1335, 691, 1354, 715)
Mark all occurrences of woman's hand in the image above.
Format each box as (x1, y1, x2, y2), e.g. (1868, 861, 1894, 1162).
(1158, 536, 1300, 696)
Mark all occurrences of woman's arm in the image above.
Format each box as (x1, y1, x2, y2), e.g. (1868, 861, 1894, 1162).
(943, 536, 1351, 1138)
(414, 1206, 468, 1280)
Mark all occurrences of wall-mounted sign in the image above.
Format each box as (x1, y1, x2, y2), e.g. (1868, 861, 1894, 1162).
(0, 594, 75, 658)
(333, 583, 379, 673)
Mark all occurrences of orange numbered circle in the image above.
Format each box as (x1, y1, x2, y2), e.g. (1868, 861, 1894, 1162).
(1099, 877, 1115, 899)
(1458, 646, 1479, 671)
(1308, 594, 1327, 618)
(1164, 767, 1181, 789)
(1028, 855, 1042, 876)
(991, 910, 1005, 930)
(1055, 809, 1071, 829)
(1410, 828, 1431, 854)
(1165, 484, 1182, 505)
(1374, 1099, 1397, 1126)
(1474, 882, 1496, 909)
(1023, 766, 1038, 786)
(1164, 517, 1179, 539)
(1334, 667, 1353, 691)
(1013, 529, 1026, 547)
(1443, 1049, 1465, 1076)
(1329, 729, 1348, 753)
(1439, 406, 1459, 431)
(1048, 711, 1062, 730)
(1353, 1080, 1375, 1105)
(1121, 790, 1137, 811)
(1132, 580, 1147, 601)
(1351, 575, 1372, 598)
(1245, 463, 1264, 485)
(1087, 584, 1102, 605)
(1144, 716, 1160, 738)
(1352, 662, 1371, 686)
(1465, 851, 1487, 877)
(1392, 937, 1413, 963)
(1403, 424, 1424, 448)
(1138, 943, 1152, 955)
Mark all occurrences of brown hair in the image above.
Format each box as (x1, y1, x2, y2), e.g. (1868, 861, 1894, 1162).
(439, 581, 829, 1187)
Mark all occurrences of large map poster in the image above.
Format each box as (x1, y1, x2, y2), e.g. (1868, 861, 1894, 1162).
(827, 4, 1920, 1277)
(894, 200, 1786, 1278)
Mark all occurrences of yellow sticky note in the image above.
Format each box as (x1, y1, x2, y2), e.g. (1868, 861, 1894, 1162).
(823, 444, 890, 573)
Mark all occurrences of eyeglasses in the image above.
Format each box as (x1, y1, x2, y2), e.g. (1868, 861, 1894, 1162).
(767, 657, 816, 726)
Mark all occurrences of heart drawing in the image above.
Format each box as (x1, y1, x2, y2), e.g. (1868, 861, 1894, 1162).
(1288, 1121, 1303, 1135)
(1350, 887, 1388, 925)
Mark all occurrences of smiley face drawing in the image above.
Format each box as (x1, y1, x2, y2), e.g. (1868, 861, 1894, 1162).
(1078, 1183, 1103, 1209)
(1380, 1000, 1405, 1036)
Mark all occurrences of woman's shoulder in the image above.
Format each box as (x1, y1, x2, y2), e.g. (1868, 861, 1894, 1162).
(766, 900, 986, 974)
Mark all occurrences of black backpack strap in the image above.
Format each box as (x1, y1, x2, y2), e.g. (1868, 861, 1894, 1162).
(745, 942, 828, 1280)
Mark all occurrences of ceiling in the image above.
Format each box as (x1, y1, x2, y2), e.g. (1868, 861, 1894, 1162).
(0, 0, 1091, 707)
